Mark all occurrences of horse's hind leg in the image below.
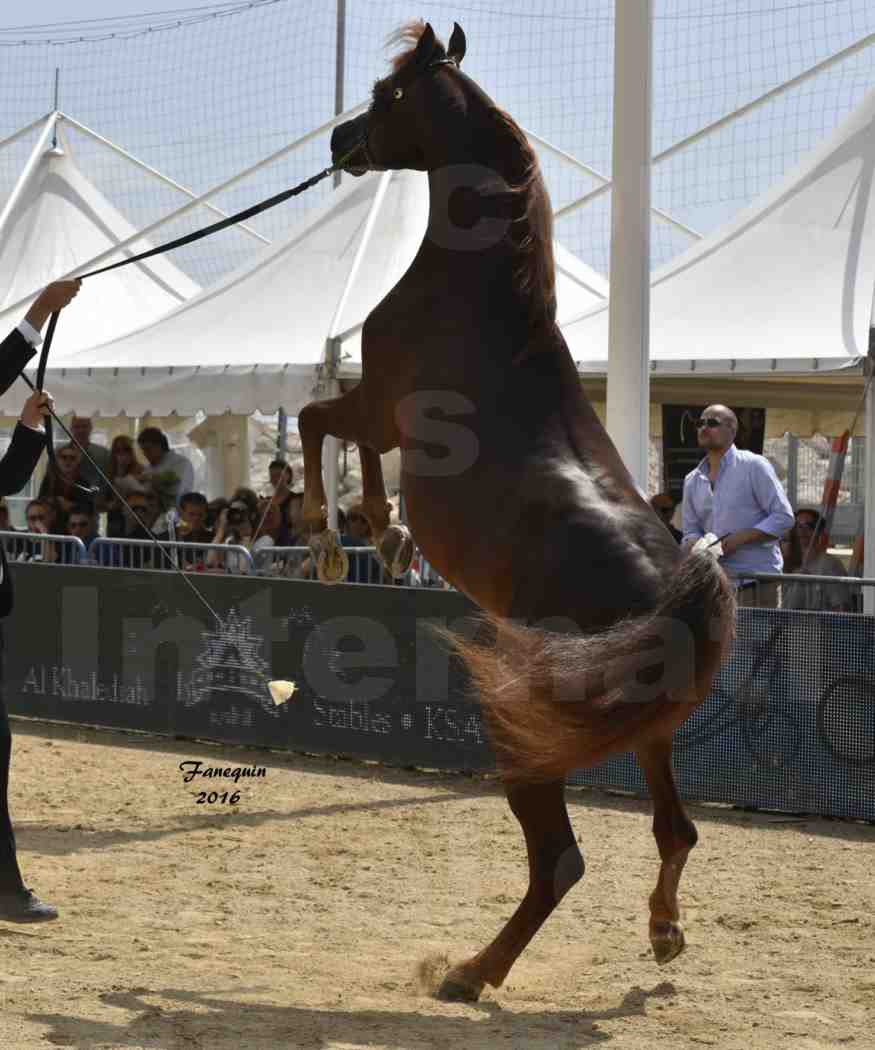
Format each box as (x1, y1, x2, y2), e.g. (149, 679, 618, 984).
(636, 737, 698, 965)
(438, 780, 584, 1002)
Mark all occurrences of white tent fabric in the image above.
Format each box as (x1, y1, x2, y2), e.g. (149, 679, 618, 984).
(562, 86, 875, 374)
(0, 144, 200, 357)
(15, 167, 608, 416)
(335, 228, 608, 373)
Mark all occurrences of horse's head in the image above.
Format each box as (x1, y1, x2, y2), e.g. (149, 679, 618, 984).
(331, 22, 467, 176)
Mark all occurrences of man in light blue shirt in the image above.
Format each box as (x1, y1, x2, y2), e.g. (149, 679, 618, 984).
(682, 404, 794, 605)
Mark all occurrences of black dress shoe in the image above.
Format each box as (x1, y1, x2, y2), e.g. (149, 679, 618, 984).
(0, 887, 58, 922)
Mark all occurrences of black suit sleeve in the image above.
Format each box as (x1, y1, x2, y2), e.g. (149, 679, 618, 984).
(0, 327, 37, 399)
(0, 423, 46, 496)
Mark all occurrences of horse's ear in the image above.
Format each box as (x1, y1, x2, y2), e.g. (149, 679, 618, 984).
(447, 23, 466, 65)
(413, 23, 437, 66)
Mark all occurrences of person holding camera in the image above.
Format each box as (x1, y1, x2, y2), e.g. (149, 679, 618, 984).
(206, 499, 259, 574)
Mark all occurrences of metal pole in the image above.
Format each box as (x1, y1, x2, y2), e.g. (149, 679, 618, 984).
(324, 338, 341, 531)
(334, 0, 346, 190)
(787, 434, 799, 507)
(277, 408, 288, 459)
(52, 69, 59, 148)
(864, 355, 875, 614)
(606, 0, 652, 490)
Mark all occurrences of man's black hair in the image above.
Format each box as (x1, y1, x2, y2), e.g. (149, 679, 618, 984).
(180, 491, 208, 509)
(137, 426, 169, 452)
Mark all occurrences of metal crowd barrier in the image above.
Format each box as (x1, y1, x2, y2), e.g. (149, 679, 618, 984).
(1, 529, 453, 587)
(255, 545, 399, 584)
(256, 545, 454, 587)
(89, 537, 255, 574)
(742, 571, 874, 614)
(0, 529, 87, 564)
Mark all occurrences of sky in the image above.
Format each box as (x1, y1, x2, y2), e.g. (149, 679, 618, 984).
(2, 1, 236, 25)
(2, 0, 875, 285)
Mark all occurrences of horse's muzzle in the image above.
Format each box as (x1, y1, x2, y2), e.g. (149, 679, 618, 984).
(331, 115, 371, 176)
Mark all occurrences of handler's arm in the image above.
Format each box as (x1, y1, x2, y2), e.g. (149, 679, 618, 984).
(0, 280, 82, 398)
(0, 391, 51, 496)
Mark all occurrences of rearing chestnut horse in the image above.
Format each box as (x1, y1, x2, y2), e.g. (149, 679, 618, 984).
(298, 21, 735, 1002)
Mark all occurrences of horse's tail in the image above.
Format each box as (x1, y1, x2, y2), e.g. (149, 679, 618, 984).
(452, 549, 736, 783)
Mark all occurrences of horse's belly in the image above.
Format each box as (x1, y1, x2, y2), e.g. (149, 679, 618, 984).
(402, 480, 518, 615)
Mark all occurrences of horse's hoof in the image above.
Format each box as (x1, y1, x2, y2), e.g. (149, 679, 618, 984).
(436, 974, 484, 1003)
(650, 921, 686, 965)
(379, 524, 414, 579)
(312, 531, 349, 584)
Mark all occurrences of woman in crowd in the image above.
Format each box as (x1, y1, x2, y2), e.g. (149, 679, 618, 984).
(102, 435, 147, 537)
(782, 508, 852, 612)
(37, 444, 93, 527)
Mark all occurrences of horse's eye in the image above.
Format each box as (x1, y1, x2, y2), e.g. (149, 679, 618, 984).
(393, 87, 404, 101)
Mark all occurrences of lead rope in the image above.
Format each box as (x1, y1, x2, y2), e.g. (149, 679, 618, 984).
(21, 152, 367, 706)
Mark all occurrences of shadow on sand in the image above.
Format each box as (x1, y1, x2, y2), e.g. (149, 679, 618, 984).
(28, 981, 681, 1049)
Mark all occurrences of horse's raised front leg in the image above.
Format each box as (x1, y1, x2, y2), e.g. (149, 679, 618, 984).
(636, 736, 698, 965)
(437, 780, 584, 1002)
(356, 444, 413, 578)
(297, 388, 410, 580)
(298, 389, 412, 580)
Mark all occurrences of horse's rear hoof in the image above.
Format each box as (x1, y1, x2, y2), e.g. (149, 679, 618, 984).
(650, 921, 686, 965)
(379, 524, 414, 579)
(437, 975, 484, 1003)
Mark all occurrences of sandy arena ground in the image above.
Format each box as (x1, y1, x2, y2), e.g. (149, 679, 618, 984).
(0, 718, 872, 1050)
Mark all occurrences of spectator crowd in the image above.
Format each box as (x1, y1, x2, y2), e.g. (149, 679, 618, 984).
(0, 406, 866, 605)
(0, 420, 397, 583)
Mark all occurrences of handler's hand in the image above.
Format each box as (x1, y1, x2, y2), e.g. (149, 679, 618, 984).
(720, 533, 739, 558)
(20, 389, 53, 430)
(23, 279, 82, 332)
(35, 279, 82, 313)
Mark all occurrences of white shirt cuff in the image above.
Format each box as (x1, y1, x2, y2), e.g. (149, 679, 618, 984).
(19, 421, 45, 434)
(17, 319, 43, 346)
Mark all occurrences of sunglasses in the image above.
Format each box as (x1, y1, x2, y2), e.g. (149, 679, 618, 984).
(69, 519, 90, 528)
(796, 521, 817, 531)
(129, 505, 148, 514)
(27, 514, 46, 523)
(696, 417, 724, 429)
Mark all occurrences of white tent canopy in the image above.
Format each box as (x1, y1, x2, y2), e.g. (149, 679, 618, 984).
(0, 127, 199, 359)
(563, 86, 875, 374)
(15, 167, 608, 416)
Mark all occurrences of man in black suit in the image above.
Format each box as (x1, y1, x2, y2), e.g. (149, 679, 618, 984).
(0, 279, 81, 922)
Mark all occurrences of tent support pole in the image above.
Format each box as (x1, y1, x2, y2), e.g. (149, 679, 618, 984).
(60, 114, 269, 245)
(0, 112, 58, 240)
(523, 125, 699, 240)
(0, 113, 55, 156)
(556, 26, 875, 225)
(1, 99, 369, 317)
(327, 170, 392, 341)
